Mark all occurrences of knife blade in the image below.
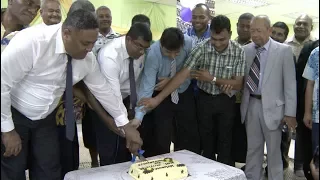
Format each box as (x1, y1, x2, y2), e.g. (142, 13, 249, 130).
(138, 154, 147, 161)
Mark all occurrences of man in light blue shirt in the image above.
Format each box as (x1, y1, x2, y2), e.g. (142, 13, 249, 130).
(135, 28, 200, 157)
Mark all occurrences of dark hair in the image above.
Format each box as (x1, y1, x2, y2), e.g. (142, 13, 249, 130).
(160, 28, 184, 51)
(194, 3, 210, 16)
(238, 13, 254, 22)
(68, 0, 95, 15)
(126, 22, 152, 42)
(210, 15, 231, 33)
(272, 21, 289, 37)
(131, 14, 150, 26)
(63, 9, 98, 30)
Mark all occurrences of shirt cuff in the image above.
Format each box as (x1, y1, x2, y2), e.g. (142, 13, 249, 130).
(135, 106, 146, 121)
(114, 114, 129, 127)
(1, 119, 15, 133)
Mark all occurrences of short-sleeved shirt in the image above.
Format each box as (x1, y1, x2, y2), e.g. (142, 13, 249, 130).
(286, 35, 317, 62)
(184, 39, 246, 95)
(302, 46, 319, 123)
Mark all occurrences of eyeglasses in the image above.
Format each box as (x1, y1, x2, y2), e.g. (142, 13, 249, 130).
(131, 40, 148, 51)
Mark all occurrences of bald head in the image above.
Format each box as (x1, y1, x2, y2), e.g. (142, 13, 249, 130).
(294, 14, 313, 41)
(96, 6, 110, 13)
(295, 14, 313, 24)
(252, 15, 271, 28)
(193, 3, 210, 16)
(250, 15, 272, 46)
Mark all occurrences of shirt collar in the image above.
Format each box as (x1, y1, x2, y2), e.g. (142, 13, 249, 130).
(287, 35, 316, 45)
(120, 36, 130, 60)
(98, 28, 117, 38)
(235, 36, 252, 46)
(187, 25, 211, 39)
(211, 40, 233, 55)
(253, 38, 271, 51)
(55, 27, 66, 54)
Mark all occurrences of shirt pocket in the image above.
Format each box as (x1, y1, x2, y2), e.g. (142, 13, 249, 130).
(215, 65, 234, 79)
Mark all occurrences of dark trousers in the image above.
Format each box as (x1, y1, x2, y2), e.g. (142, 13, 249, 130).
(82, 105, 97, 150)
(92, 98, 131, 166)
(57, 124, 79, 178)
(140, 85, 200, 157)
(294, 117, 313, 179)
(1, 107, 61, 180)
(197, 90, 235, 166)
(231, 103, 247, 164)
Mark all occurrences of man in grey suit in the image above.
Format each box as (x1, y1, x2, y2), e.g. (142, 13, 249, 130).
(241, 15, 297, 180)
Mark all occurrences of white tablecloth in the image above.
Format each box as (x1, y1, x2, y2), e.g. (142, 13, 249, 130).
(64, 150, 247, 180)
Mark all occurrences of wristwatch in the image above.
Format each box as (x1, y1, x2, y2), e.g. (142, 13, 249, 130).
(211, 76, 217, 84)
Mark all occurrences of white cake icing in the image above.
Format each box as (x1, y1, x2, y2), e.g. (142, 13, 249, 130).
(129, 158, 188, 180)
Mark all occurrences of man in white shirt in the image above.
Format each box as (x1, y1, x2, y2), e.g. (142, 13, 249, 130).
(1, 9, 142, 180)
(92, 6, 119, 56)
(40, 0, 61, 26)
(92, 23, 152, 165)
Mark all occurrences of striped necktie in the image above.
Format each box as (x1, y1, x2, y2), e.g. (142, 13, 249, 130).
(246, 46, 265, 93)
(170, 59, 179, 104)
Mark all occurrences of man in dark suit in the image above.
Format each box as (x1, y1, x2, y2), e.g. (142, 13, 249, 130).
(295, 39, 319, 179)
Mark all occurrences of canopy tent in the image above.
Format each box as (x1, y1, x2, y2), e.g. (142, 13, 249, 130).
(1, 0, 176, 40)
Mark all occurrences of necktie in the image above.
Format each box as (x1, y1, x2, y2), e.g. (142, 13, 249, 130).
(65, 54, 75, 141)
(170, 59, 179, 104)
(129, 57, 137, 118)
(246, 46, 265, 93)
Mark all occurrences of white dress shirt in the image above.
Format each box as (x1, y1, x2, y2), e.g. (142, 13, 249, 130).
(97, 36, 144, 101)
(1, 23, 128, 133)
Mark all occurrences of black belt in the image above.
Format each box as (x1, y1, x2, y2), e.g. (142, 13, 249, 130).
(250, 94, 262, 99)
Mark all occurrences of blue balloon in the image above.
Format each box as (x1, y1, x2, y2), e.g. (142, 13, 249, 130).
(180, 7, 192, 22)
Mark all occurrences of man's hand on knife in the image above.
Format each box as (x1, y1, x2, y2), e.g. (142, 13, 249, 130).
(123, 123, 143, 155)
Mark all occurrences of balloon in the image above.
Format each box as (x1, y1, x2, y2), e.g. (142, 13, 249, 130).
(180, 7, 192, 22)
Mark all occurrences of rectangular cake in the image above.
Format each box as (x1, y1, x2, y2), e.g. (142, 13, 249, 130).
(129, 157, 188, 180)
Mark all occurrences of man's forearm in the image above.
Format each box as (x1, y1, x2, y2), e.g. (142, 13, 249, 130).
(304, 80, 314, 116)
(215, 78, 243, 90)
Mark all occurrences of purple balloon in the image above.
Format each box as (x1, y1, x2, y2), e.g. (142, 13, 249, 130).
(180, 7, 192, 22)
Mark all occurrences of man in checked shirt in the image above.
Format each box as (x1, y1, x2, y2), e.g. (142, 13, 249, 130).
(139, 15, 246, 166)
